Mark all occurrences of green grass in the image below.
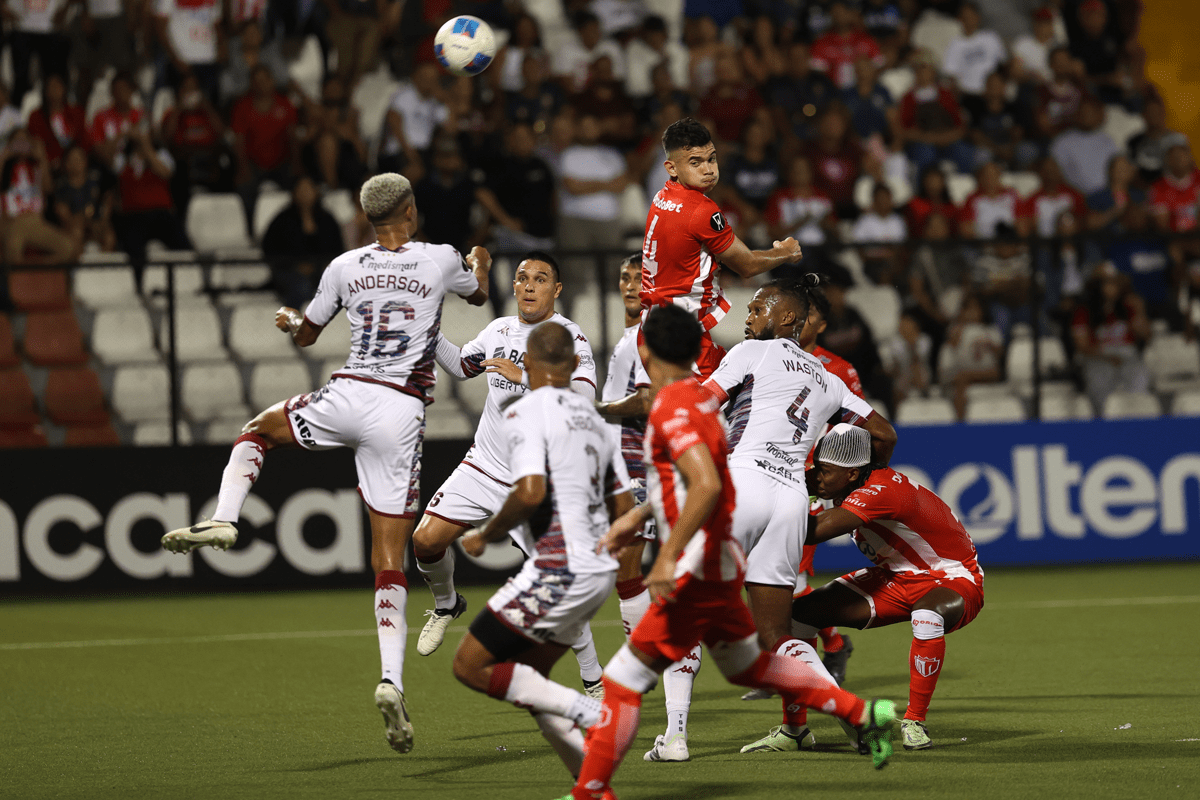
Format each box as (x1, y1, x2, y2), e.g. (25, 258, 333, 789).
(2, 563, 1199, 800)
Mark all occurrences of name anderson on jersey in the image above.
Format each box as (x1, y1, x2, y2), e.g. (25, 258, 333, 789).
(346, 273, 432, 297)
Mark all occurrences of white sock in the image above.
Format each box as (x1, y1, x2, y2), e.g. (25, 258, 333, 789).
(498, 663, 602, 727)
(212, 434, 267, 522)
(618, 588, 651, 637)
(415, 547, 457, 610)
(571, 623, 604, 683)
(663, 645, 702, 738)
(534, 712, 585, 776)
(776, 638, 837, 685)
(375, 571, 408, 691)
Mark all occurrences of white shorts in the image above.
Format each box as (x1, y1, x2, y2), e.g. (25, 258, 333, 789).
(486, 561, 616, 647)
(284, 378, 424, 518)
(424, 459, 534, 554)
(729, 467, 808, 588)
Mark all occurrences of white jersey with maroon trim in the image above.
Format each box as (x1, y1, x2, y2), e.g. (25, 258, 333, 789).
(705, 338, 873, 491)
(435, 312, 598, 483)
(840, 467, 985, 585)
(304, 241, 479, 404)
(503, 385, 629, 575)
(601, 324, 650, 491)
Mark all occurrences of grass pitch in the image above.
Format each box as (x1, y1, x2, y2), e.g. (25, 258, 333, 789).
(2, 563, 1199, 800)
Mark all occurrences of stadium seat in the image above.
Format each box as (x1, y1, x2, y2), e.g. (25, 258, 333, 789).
(142, 264, 206, 303)
(0, 425, 48, 447)
(111, 364, 171, 421)
(572, 287, 604, 346)
(252, 189, 292, 242)
(64, 422, 121, 447)
(160, 302, 228, 362)
(287, 35, 324, 101)
(1144, 335, 1200, 392)
(9, 269, 70, 311)
(181, 362, 248, 421)
(605, 294, 629, 354)
(853, 174, 913, 210)
(946, 173, 977, 205)
(0, 314, 18, 368)
(1102, 391, 1161, 419)
(835, 246, 869, 285)
(878, 66, 914, 102)
(1000, 172, 1041, 199)
(323, 189, 358, 226)
(964, 382, 1016, 402)
(425, 401, 474, 439)
(44, 368, 109, 425)
(91, 306, 160, 364)
(0, 368, 40, 427)
(133, 421, 195, 446)
(204, 416, 250, 444)
(150, 87, 175, 128)
(248, 359, 313, 410)
(911, 9, 963, 64)
(186, 193, 252, 250)
(73, 266, 140, 308)
(352, 65, 401, 146)
(209, 263, 273, 291)
(228, 303, 298, 360)
(1102, 104, 1147, 148)
(1172, 390, 1200, 417)
(618, 183, 650, 232)
(895, 397, 957, 425)
(1006, 337, 1069, 394)
(846, 284, 902, 342)
(965, 396, 1027, 423)
(1038, 392, 1094, 421)
(22, 310, 88, 366)
(710, 284, 758, 349)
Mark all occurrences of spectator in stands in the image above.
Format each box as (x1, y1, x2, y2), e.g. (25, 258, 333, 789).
(1066, 0, 1128, 105)
(1072, 261, 1150, 413)
(685, 16, 731, 96)
(908, 211, 969, 353)
(262, 174, 344, 307)
(882, 311, 933, 404)
(862, 0, 904, 43)
(767, 42, 837, 144)
(959, 161, 1022, 239)
(69, 0, 137, 111)
(27, 74, 88, 169)
(1128, 96, 1190, 186)
(627, 15, 689, 99)
(89, 73, 142, 171)
(908, 166, 957, 236)
(555, 11, 626, 94)
(941, 2, 1007, 120)
(0, 84, 20, 147)
(841, 57, 894, 143)
(726, 117, 781, 211)
(896, 48, 975, 176)
(0, 128, 77, 264)
(477, 122, 557, 255)
(765, 156, 837, 256)
(112, 126, 190, 271)
(571, 56, 638, 147)
(1012, 8, 1062, 85)
(54, 145, 113, 253)
(852, 182, 907, 284)
(642, 61, 693, 124)
(163, 71, 232, 215)
(298, 76, 367, 191)
(1086, 153, 1143, 232)
(803, 103, 863, 218)
(380, 62, 448, 176)
(557, 113, 627, 292)
(5, 0, 70, 108)
(810, 0, 883, 91)
(1149, 142, 1200, 234)
(740, 15, 786, 86)
(973, 222, 1033, 337)
(1026, 156, 1087, 238)
(799, 0, 834, 42)
(698, 53, 764, 144)
(154, 0, 223, 103)
(1107, 202, 1172, 321)
(590, 0, 646, 38)
(492, 13, 543, 94)
(505, 49, 565, 127)
(1034, 46, 1087, 142)
(819, 274, 893, 407)
(220, 19, 289, 108)
(940, 293, 1004, 420)
(1051, 97, 1119, 196)
(536, 112, 576, 179)
(324, 0, 389, 89)
(232, 64, 298, 221)
(414, 137, 483, 256)
(971, 71, 1035, 169)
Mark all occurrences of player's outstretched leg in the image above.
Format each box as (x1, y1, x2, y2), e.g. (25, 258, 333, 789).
(413, 515, 470, 655)
(643, 647, 701, 762)
(740, 636, 825, 753)
(369, 508, 418, 753)
(572, 623, 606, 699)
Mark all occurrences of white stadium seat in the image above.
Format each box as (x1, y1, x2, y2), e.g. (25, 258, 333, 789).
(1144, 334, 1200, 392)
(182, 361, 248, 421)
(252, 189, 292, 242)
(111, 364, 171, 421)
(572, 287, 604, 346)
(142, 264, 206, 304)
(1006, 337, 1069, 395)
(323, 189, 358, 226)
(91, 306, 160, 364)
(965, 396, 1027, 423)
(186, 193, 252, 250)
(946, 173, 977, 205)
(249, 359, 313, 410)
(895, 397, 956, 425)
(205, 416, 251, 444)
(133, 421, 194, 446)
(74, 267, 140, 308)
(210, 263, 272, 291)
(228, 303, 298, 360)
(846, 284, 902, 343)
(1038, 392, 1094, 421)
(1172, 390, 1200, 417)
(854, 174, 913, 210)
(160, 302, 228, 362)
(964, 382, 1016, 402)
(1102, 391, 1161, 420)
(1000, 172, 1041, 199)
(710, 284, 758, 350)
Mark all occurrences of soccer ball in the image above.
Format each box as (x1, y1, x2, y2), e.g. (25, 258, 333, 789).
(434, 16, 497, 77)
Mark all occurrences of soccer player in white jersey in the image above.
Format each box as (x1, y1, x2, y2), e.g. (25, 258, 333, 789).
(411, 252, 607, 695)
(641, 277, 897, 761)
(160, 174, 491, 754)
(594, 254, 655, 639)
(450, 321, 634, 784)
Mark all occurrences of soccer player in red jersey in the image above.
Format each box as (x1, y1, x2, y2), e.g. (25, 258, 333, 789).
(558, 307, 897, 800)
(641, 118, 804, 379)
(796, 424, 986, 752)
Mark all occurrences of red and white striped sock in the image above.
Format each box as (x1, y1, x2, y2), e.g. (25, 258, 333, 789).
(572, 678, 644, 800)
(487, 662, 601, 727)
(664, 646, 701, 738)
(732, 651, 864, 727)
(616, 577, 649, 637)
(212, 433, 268, 522)
(375, 570, 408, 691)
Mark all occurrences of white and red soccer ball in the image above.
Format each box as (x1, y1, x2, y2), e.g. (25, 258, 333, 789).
(434, 16, 497, 77)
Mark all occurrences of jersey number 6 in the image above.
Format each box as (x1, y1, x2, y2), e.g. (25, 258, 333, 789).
(356, 299, 415, 359)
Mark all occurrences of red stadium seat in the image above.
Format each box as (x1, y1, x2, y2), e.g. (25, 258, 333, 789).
(45, 368, 110, 425)
(22, 310, 89, 366)
(64, 422, 121, 447)
(0, 425, 48, 447)
(8, 270, 71, 311)
(0, 368, 40, 427)
(0, 314, 19, 367)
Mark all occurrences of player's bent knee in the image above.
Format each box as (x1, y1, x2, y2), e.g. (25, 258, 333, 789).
(709, 634, 762, 682)
(242, 407, 293, 448)
(451, 648, 488, 692)
(605, 644, 659, 694)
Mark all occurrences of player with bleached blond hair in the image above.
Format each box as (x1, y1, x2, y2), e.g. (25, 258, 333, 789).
(161, 172, 492, 755)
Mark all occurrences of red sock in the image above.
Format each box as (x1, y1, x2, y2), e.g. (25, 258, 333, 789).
(820, 628, 845, 653)
(615, 577, 645, 600)
(906, 636, 946, 721)
(733, 652, 864, 725)
(572, 678, 642, 800)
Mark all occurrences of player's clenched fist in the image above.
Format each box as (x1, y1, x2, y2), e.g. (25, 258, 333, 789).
(460, 529, 487, 557)
(772, 237, 803, 263)
(467, 246, 492, 274)
(275, 306, 302, 334)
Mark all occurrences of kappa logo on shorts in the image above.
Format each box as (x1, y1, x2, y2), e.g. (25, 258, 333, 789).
(710, 212, 726, 232)
(914, 655, 941, 677)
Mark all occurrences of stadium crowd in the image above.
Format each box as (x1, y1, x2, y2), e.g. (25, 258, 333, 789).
(1, 0, 1198, 426)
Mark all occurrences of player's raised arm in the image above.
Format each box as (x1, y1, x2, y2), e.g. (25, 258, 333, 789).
(862, 412, 897, 468)
(461, 245, 492, 306)
(808, 506, 864, 545)
(275, 306, 322, 347)
(717, 234, 805, 279)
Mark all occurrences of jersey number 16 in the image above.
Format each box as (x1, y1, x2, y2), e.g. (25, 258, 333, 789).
(355, 299, 415, 359)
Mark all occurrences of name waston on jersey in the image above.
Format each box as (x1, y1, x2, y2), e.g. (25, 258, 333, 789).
(781, 357, 828, 390)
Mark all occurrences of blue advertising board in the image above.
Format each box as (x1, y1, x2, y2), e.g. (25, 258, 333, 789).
(811, 418, 1200, 574)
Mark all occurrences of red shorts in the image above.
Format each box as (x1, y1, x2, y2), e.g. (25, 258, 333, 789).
(636, 327, 726, 381)
(629, 574, 756, 663)
(835, 567, 984, 632)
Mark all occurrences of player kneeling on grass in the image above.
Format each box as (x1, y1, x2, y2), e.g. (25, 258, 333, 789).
(161, 173, 492, 755)
(559, 307, 897, 800)
(797, 424, 986, 751)
(450, 322, 634, 783)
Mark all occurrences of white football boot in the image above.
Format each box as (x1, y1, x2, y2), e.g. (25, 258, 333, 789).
(583, 678, 606, 701)
(416, 593, 467, 656)
(739, 688, 776, 701)
(375, 681, 414, 753)
(161, 519, 237, 553)
(644, 732, 690, 762)
(901, 718, 932, 750)
(740, 725, 816, 753)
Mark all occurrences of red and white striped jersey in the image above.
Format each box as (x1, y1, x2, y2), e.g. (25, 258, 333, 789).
(644, 378, 744, 583)
(641, 179, 736, 332)
(839, 467, 984, 585)
(812, 345, 863, 399)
